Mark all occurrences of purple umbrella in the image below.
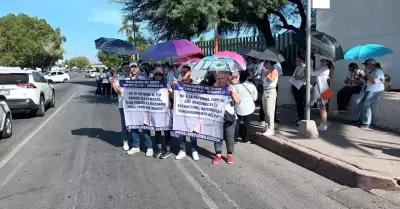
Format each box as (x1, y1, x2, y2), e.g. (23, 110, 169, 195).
(141, 39, 203, 62)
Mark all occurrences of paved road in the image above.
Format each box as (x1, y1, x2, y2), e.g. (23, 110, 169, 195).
(0, 74, 398, 209)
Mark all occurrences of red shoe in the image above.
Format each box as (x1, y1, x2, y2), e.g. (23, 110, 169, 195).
(227, 154, 233, 164)
(212, 155, 222, 164)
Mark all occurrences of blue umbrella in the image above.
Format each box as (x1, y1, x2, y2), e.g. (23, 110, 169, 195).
(344, 44, 393, 60)
(95, 37, 138, 56)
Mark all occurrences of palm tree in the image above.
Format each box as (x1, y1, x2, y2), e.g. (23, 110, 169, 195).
(118, 18, 141, 40)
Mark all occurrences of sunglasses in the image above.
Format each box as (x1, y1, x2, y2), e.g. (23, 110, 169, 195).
(154, 73, 163, 76)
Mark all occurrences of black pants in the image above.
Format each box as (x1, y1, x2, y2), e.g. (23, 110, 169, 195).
(155, 131, 171, 152)
(337, 86, 362, 111)
(96, 82, 102, 94)
(292, 85, 306, 120)
(215, 121, 235, 154)
(234, 115, 251, 142)
(275, 84, 279, 119)
(102, 83, 110, 95)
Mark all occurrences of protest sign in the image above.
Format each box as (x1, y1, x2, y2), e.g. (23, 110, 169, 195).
(120, 80, 171, 130)
(172, 82, 230, 143)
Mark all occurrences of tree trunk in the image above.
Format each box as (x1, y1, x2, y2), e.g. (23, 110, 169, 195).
(255, 13, 275, 47)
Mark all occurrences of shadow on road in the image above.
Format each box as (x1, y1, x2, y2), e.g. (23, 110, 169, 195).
(71, 128, 121, 147)
(69, 80, 97, 88)
(74, 94, 117, 105)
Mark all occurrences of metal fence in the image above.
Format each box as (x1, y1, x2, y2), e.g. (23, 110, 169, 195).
(195, 32, 305, 76)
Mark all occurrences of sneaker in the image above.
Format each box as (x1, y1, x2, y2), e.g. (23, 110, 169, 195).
(258, 121, 265, 127)
(145, 149, 154, 157)
(175, 151, 186, 160)
(212, 155, 222, 164)
(262, 129, 274, 136)
(127, 147, 140, 155)
(317, 124, 328, 131)
(154, 151, 162, 158)
(161, 151, 171, 159)
(227, 155, 233, 164)
(192, 151, 199, 161)
(122, 141, 129, 151)
(360, 125, 372, 130)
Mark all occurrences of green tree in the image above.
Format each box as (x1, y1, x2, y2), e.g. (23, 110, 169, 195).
(97, 51, 121, 67)
(114, 0, 315, 47)
(69, 56, 90, 69)
(0, 13, 66, 68)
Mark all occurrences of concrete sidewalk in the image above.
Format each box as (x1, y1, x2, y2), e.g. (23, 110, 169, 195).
(248, 106, 400, 191)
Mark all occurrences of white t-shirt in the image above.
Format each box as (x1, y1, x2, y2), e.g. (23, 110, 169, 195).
(101, 72, 109, 83)
(117, 74, 146, 108)
(365, 68, 385, 92)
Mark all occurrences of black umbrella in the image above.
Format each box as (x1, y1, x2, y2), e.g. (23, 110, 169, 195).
(95, 37, 138, 56)
(237, 47, 261, 59)
(255, 49, 286, 62)
(94, 37, 115, 48)
(292, 30, 344, 61)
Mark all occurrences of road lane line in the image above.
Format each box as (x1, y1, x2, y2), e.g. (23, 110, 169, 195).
(0, 92, 77, 171)
(0, 161, 25, 192)
(187, 160, 240, 208)
(174, 160, 219, 209)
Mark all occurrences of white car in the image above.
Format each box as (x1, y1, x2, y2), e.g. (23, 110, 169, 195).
(44, 71, 70, 83)
(0, 69, 55, 117)
(0, 95, 12, 138)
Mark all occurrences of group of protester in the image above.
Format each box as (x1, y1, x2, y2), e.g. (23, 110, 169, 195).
(105, 53, 385, 164)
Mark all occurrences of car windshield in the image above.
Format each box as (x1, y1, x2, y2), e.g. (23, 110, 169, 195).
(0, 73, 29, 84)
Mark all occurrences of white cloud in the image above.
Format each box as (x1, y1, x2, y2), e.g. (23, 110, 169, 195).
(87, 9, 122, 26)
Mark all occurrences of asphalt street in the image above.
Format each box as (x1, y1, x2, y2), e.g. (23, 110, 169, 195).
(0, 74, 398, 209)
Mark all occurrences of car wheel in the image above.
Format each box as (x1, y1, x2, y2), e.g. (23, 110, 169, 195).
(1, 114, 12, 138)
(50, 91, 55, 108)
(48, 80, 53, 84)
(36, 97, 45, 117)
(63, 78, 68, 83)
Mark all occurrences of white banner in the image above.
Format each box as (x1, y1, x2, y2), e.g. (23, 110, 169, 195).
(172, 83, 229, 143)
(121, 80, 171, 130)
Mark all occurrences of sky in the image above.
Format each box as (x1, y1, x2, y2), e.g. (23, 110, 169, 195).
(0, 0, 145, 62)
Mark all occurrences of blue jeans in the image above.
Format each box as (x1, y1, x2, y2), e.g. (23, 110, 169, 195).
(353, 91, 383, 125)
(119, 108, 148, 148)
(142, 130, 153, 149)
(179, 135, 198, 152)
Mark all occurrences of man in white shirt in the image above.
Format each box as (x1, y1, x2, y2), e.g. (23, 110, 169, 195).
(95, 71, 102, 94)
(101, 70, 110, 95)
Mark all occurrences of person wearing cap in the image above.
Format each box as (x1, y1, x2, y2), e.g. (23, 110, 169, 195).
(148, 67, 173, 159)
(311, 57, 333, 131)
(351, 58, 384, 130)
(111, 62, 150, 155)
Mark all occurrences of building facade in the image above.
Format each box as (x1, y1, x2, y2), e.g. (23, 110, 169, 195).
(317, 0, 400, 90)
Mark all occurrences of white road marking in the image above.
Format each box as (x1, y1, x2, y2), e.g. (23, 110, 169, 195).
(0, 92, 77, 171)
(187, 159, 240, 208)
(0, 161, 25, 192)
(174, 160, 219, 209)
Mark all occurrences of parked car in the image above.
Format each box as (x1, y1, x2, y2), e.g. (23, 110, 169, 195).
(44, 71, 70, 83)
(0, 69, 55, 117)
(85, 71, 96, 78)
(0, 95, 12, 138)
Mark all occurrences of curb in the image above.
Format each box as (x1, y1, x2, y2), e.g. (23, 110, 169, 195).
(251, 132, 400, 191)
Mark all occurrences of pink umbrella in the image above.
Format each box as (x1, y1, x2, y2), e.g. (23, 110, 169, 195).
(174, 57, 201, 67)
(213, 51, 246, 70)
